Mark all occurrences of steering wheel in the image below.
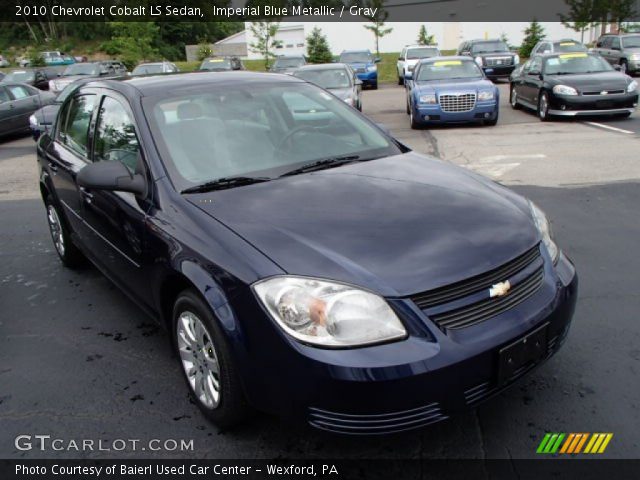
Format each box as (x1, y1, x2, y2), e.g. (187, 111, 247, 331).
(275, 125, 316, 152)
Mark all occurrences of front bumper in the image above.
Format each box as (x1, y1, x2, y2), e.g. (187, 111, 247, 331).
(414, 101, 498, 124)
(549, 92, 638, 116)
(356, 70, 378, 85)
(232, 251, 578, 434)
(482, 65, 516, 78)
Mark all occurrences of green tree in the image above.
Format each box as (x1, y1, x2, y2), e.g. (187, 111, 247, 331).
(197, 40, 213, 61)
(27, 47, 45, 67)
(519, 20, 546, 58)
(249, 21, 282, 69)
(362, 0, 392, 57)
(306, 26, 332, 64)
(103, 22, 160, 70)
(416, 25, 435, 45)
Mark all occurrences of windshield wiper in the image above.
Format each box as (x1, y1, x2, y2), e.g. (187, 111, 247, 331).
(181, 176, 271, 194)
(280, 155, 361, 177)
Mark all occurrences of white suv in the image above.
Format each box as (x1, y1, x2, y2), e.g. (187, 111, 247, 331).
(397, 45, 440, 85)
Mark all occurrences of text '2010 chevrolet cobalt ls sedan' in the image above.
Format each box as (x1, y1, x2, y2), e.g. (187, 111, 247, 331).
(37, 72, 577, 434)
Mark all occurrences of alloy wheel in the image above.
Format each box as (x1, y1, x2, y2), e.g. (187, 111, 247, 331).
(176, 311, 221, 409)
(539, 93, 548, 120)
(510, 86, 518, 108)
(47, 205, 65, 257)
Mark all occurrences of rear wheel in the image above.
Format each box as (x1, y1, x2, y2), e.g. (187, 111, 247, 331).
(371, 82, 378, 90)
(537, 91, 551, 122)
(173, 290, 249, 429)
(510, 85, 521, 110)
(45, 195, 85, 268)
(406, 96, 410, 114)
(398, 75, 404, 86)
(615, 111, 631, 118)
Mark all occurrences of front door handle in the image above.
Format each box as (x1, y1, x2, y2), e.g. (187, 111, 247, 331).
(48, 162, 58, 173)
(79, 187, 94, 203)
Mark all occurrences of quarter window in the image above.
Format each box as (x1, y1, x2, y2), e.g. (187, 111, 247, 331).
(93, 96, 140, 172)
(58, 94, 96, 157)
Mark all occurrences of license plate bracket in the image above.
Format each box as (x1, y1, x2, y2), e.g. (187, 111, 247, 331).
(497, 323, 548, 385)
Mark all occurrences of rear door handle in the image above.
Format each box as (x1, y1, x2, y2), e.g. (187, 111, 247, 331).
(48, 162, 58, 173)
(79, 187, 94, 203)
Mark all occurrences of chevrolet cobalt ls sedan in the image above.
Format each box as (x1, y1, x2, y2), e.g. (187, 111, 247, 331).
(37, 72, 577, 434)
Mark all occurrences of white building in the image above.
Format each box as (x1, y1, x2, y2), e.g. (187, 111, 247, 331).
(239, 22, 601, 60)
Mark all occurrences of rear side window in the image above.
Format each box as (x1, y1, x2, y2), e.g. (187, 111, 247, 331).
(58, 94, 96, 157)
(6, 85, 34, 99)
(0, 87, 10, 103)
(611, 37, 621, 49)
(93, 96, 140, 173)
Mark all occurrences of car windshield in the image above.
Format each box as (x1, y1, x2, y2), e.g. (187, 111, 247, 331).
(406, 47, 439, 59)
(554, 41, 587, 52)
(63, 64, 100, 76)
(622, 36, 640, 48)
(5, 71, 34, 82)
(471, 41, 509, 53)
(417, 60, 483, 81)
(294, 68, 351, 89)
(143, 83, 399, 191)
(544, 53, 613, 75)
(132, 64, 165, 75)
(340, 52, 372, 63)
(201, 58, 231, 70)
(274, 58, 304, 68)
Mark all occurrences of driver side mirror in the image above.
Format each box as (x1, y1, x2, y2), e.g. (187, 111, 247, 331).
(374, 57, 381, 63)
(404, 72, 413, 80)
(77, 160, 146, 196)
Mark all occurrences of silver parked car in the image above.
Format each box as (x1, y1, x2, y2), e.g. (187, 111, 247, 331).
(0, 83, 55, 137)
(593, 33, 640, 75)
(292, 63, 363, 111)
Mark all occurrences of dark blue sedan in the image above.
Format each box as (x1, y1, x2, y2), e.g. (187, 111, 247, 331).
(37, 72, 577, 434)
(405, 57, 500, 128)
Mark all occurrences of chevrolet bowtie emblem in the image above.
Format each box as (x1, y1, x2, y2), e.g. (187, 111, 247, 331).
(489, 280, 511, 298)
(601, 90, 609, 95)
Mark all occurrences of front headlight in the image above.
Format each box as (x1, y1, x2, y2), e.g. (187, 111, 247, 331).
(627, 80, 638, 93)
(552, 84, 578, 96)
(529, 201, 559, 263)
(29, 114, 38, 127)
(514, 54, 520, 65)
(474, 56, 483, 66)
(253, 276, 407, 348)
(419, 93, 437, 104)
(367, 65, 377, 72)
(477, 90, 495, 101)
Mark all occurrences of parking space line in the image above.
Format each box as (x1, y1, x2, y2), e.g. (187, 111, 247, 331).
(584, 122, 634, 135)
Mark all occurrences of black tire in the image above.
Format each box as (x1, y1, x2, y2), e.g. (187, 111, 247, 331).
(398, 75, 404, 86)
(614, 112, 631, 119)
(44, 195, 85, 268)
(406, 96, 410, 115)
(173, 290, 249, 429)
(409, 105, 421, 129)
(510, 84, 521, 110)
(538, 91, 551, 122)
(371, 82, 378, 90)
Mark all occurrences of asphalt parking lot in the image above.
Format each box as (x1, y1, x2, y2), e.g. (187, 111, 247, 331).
(1, 81, 640, 461)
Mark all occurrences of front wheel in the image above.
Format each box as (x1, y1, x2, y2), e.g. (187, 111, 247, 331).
(173, 290, 249, 429)
(485, 111, 499, 126)
(398, 75, 404, 86)
(510, 85, 521, 110)
(45, 195, 85, 268)
(538, 91, 551, 122)
(410, 105, 421, 129)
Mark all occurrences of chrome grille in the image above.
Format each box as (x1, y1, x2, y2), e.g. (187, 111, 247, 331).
(484, 56, 513, 67)
(355, 67, 366, 73)
(439, 93, 476, 112)
(582, 89, 625, 96)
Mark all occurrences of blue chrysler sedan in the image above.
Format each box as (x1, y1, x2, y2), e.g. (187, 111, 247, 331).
(37, 72, 577, 434)
(339, 50, 380, 89)
(405, 57, 500, 128)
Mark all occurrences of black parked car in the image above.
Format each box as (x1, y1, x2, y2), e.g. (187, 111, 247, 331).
(510, 52, 638, 121)
(1, 68, 51, 90)
(199, 56, 243, 72)
(0, 83, 55, 137)
(457, 39, 519, 80)
(36, 72, 577, 432)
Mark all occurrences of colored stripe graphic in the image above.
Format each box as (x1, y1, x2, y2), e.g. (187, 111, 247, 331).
(538, 433, 613, 454)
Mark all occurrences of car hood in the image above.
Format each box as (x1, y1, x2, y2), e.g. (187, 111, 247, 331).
(547, 71, 629, 91)
(327, 87, 353, 99)
(186, 153, 538, 297)
(415, 77, 495, 92)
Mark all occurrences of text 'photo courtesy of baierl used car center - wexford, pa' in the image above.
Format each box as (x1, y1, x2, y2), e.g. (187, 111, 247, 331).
(1, 0, 640, 479)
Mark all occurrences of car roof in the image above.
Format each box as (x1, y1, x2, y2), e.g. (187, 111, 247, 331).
(80, 71, 304, 97)
(295, 63, 347, 71)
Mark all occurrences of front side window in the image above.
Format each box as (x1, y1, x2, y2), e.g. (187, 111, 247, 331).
(58, 94, 96, 156)
(143, 83, 399, 191)
(93, 97, 140, 172)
